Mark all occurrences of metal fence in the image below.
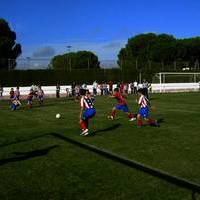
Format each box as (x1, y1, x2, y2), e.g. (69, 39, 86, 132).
(0, 58, 120, 70)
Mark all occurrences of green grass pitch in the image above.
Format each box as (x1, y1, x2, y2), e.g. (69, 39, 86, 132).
(0, 93, 200, 200)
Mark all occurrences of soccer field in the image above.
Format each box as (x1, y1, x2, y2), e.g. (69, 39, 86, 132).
(0, 93, 200, 200)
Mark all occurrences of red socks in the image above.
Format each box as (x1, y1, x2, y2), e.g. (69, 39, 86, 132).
(111, 110, 116, 118)
(128, 113, 134, 119)
(137, 118, 156, 127)
(137, 119, 143, 127)
(148, 119, 156, 126)
(80, 120, 87, 130)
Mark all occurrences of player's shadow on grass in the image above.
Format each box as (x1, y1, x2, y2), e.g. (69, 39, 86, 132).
(0, 133, 51, 149)
(157, 118, 164, 124)
(90, 123, 122, 136)
(0, 145, 59, 166)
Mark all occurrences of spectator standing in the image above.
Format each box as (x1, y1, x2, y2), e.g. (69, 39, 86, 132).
(125, 83, 129, 94)
(56, 84, 60, 98)
(0, 85, 3, 97)
(15, 86, 20, 100)
(130, 82, 134, 94)
(81, 83, 87, 90)
(103, 83, 109, 95)
(93, 81, 98, 96)
(120, 82, 125, 93)
(99, 84, 103, 96)
(133, 80, 138, 94)
(66, 88, 70, 98)
(108, 81, 113, 94)
(75, 85, 80, 101)
(31, 83, 38, 98)
(72, 82, 76, 97)
(142, 79, 150, 99)
(199, 82, 200, 91)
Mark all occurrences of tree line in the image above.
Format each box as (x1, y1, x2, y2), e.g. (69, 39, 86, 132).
(118, 33, 200, 71)
(0, 19, 22, 70)
(1, 18, 200, 71)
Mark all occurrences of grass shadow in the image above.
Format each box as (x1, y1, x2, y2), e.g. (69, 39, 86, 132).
(0, 145, 59, 166)
(157, 118, 165, 124)
(0, 133, 52, 149)
(90, 123, 122, 136)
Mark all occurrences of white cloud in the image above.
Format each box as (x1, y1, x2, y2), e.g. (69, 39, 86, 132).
(33, 46, 56, 57)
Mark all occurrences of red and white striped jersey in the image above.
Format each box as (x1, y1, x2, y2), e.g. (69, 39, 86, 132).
(138, 95, 148, 108)
(80, 96, 94, 109)
(38, 89, 44, 96)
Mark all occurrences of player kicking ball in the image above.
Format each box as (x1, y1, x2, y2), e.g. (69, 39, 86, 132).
(11, 98, 21, 111)
(137, 88, 159, 127)
(108, 88, 136, 121)
(79, 90, 96, 136)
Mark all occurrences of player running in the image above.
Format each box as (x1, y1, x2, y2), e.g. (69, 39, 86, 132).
(11, 98, 21, 111)
(38, 86, 44, 106)
(27, 89, 34, 108)
(108, 88, 136, 121)
(9, 88, 15, 101)
(137, 88, 159, 127)
(79, 90, 96, 136)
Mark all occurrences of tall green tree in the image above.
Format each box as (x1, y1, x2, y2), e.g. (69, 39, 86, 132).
(118, 33, 200, 71)
(0, 19, 22, 70)
(51, 51, 100, 70)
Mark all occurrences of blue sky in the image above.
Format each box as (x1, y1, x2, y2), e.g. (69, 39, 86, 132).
(1, 0, 200, 61)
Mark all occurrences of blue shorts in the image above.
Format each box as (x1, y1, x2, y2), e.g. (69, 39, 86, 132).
(139, 107, 149, 118)
(115, 104, 129, 113)
(83, 108, 96, 120)
(27, 100, 32, 105)
(11, 104, 19, 111)
(39, 95, 44, 101)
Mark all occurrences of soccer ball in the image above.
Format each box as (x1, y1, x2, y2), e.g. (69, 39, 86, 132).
(107, 115, 114, 120)
(56, 113, 61, 119)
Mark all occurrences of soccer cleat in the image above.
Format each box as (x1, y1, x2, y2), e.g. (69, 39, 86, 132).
(83, 131, 89, 136)
(80, 129, 88, 135)
(154, 121, 160, 127)
(80, 129, 89, 136)
(129, 117, 136, 121)
(108, 115, 114, 120)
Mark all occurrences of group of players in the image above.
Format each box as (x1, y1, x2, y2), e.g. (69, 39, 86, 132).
(79, 87, 159, 136)
(9, 85, 44, 111)
(8, 83, 158, 136)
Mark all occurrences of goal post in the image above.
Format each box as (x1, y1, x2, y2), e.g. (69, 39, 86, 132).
(154, 72, 200, 93)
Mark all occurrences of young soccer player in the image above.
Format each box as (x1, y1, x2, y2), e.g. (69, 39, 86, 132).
(15, 86, 20, 100)
(38, 86, 44, 106)
(79, 90, 96, 136)
(108, 88, 136, 121)
(137, 88, 159, 127)
(75, 85, 80, 102)
(11, 98, 21, 111)
(27, 89, 34, 108)
(10, 88, 15, 101)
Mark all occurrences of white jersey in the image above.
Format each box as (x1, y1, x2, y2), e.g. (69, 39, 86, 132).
(15, 89, 20, 97)
(93, 82, 98, 89)
(142, 82, 149, 88)
(38, 89, 44, 96)
(138, 95, 148, 108)
(134, 82, 138, 87)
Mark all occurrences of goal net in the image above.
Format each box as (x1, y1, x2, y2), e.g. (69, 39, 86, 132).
(153, 72, 200, 93)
